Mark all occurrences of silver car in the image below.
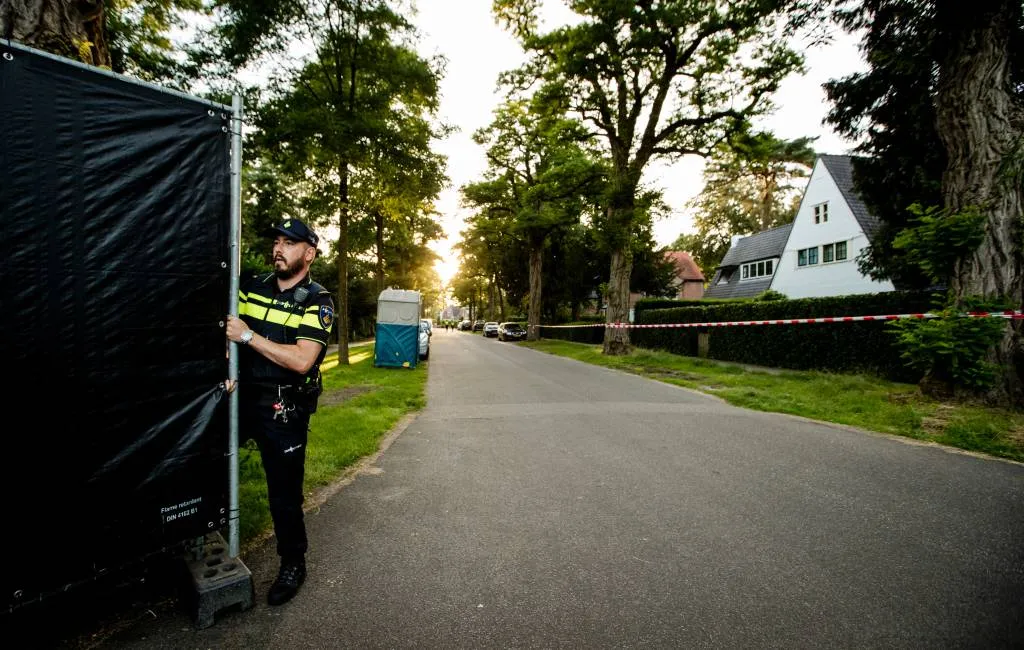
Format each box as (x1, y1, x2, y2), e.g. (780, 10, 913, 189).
(418, 320, 430, 359)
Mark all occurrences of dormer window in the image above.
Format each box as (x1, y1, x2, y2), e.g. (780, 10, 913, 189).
(813, 202, 829, 224)
(741, 260, 774, 279)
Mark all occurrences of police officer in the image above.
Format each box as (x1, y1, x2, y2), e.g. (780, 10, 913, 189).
(225, 218, 335, 606)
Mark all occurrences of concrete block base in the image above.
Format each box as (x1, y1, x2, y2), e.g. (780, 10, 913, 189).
(185, 532, 253, 629)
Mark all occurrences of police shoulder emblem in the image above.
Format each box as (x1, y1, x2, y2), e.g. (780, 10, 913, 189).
(318, 304, 334, 329)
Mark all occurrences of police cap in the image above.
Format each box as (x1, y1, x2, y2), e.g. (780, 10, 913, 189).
(266, 218, 320, 247)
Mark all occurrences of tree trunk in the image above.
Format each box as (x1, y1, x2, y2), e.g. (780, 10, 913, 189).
(0, 0, 109, 66)
(936, 0, 1023, 406)
(374, 208, 385, 294)
(336, 165, 351, 365)
(603, 247, 633, 354)
(527, 245, 543, 341)
(602, 182, 636, 355)
(487, 277, 495, 320)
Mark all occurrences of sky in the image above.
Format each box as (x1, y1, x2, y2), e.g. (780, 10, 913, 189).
(409, 0, 868, 286)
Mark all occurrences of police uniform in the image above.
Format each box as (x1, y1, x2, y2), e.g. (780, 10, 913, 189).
(238, 270, 334, 564)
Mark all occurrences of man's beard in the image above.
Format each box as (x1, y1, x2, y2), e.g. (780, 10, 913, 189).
(274, 256, 304, 280)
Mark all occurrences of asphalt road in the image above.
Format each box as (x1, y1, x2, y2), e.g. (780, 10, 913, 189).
(106, 329, 1023, 648)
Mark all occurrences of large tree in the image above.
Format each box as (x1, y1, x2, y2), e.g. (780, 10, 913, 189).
(495, 0, 805, 354)
(934, 0, 1023, 404)
(826, 0, 1024, 404)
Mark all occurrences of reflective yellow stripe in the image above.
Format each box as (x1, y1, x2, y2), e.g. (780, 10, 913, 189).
(239, 302, 303, 327)
(238, 302, 263, 318)
(245, 293, 273, 305)
(301, 312, 329, 331)
(265, 308, 304, 327)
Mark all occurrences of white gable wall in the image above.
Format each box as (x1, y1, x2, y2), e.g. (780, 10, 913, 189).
(771, 159, 895, 299)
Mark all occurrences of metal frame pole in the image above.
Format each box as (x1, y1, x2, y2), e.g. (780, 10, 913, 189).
(227, 94, 243, 558)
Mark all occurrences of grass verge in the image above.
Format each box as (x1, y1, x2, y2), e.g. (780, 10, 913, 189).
(238, 344, 427, 547)
(522, 339, 1024, 462)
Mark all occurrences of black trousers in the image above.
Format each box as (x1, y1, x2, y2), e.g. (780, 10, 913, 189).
(240, 386, 311, 561)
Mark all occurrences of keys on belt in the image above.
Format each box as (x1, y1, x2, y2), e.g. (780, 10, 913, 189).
(272, 386, 296, 423)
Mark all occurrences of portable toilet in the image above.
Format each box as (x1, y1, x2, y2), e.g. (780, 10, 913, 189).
(374, 289, 422, 368)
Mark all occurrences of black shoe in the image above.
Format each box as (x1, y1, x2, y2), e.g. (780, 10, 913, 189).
(267, 560, 306, 606)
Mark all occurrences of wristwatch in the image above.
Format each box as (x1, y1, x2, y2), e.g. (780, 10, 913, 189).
(239, 330, 254, 345)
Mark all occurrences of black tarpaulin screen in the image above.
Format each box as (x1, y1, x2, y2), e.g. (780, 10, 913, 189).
(0, 42, 231, 609)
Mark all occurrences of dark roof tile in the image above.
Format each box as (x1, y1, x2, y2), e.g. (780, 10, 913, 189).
(718, 223, 793, 268)
(819, 154, 882, 241)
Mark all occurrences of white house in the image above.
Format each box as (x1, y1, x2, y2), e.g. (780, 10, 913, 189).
(706, 155, 895, 300)
(770, 155, 894, 298)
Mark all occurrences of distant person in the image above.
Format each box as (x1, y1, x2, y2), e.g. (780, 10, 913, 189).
(225, 218, 334, 606)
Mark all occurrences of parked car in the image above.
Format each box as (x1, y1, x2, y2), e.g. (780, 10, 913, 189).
(483, 321, 499, 337)
(420, 318, 432, 337)
(418, 320, 430, 360)
(458, 320, 471, 331)
(472, 320, 485, 332)
(497, 322, 527, 341)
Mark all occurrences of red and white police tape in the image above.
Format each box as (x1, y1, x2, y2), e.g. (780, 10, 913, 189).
(536, 310, 1024, 329)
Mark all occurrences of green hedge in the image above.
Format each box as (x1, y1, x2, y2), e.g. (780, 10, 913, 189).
(634, 297, 745, 321)
(539, 323, 606, 344)
(632, 291, 940, 382)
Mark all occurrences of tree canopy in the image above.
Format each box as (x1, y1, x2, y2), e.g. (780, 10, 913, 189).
(494, 0, 807, 353)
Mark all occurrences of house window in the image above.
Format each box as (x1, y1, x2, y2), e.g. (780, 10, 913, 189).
(813, 202, 829, 224)
(740, 260, 776, 280)
(798, 247, 818, 266)
(820, 241, 849, 264)
(836, 241, 847, 260)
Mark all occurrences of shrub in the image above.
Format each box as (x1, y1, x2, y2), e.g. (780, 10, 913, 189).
(754, 289, 787, 301)
(889, 296, 1011, 392)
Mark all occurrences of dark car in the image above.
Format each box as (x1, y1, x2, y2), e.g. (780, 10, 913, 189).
(497, 322, 527, 341)
(472, 320, 485, 332)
